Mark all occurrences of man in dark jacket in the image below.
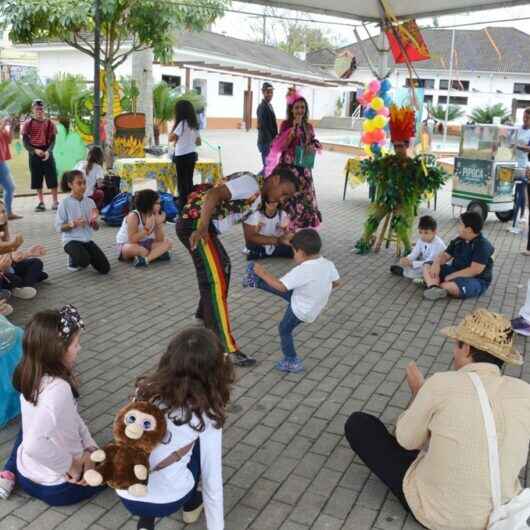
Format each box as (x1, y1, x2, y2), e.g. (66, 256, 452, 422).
(256, 82, 278, 172)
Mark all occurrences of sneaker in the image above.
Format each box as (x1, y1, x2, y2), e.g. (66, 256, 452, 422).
(412, 278, 426, 287)
(288, 358, 305, 373)
(34, 202, 45, 212)
(12, 287, 37, 300)
(242, 262, 257, 288)
(241, 246, 250, 255)
(157, 251, 171, 261)
(183, 491, 204, 523)
(7, 214, 23, 220)
(512, 317, 530, 336)
(0, 471, 15, 500)
(67, 256, 80, 272)
(136, 516, 155, 530)
(390, 265, 404, 277)
(231, 351, 257, 367)
(275, 359, 291, 373)
(51, 203, 59, 211)
(423, 286, 448, 300)
(133, 256, 148, 268)
(0, 302, 13, 316)
(509, 227, 521, 234)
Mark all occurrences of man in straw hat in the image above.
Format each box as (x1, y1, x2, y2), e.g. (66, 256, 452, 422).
(345, 308, 530, 530)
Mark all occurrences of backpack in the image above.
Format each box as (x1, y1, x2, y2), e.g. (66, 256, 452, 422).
(100, 174, 121, 208)
(101, 192, 132, 227)
(159, 192, 179, 222)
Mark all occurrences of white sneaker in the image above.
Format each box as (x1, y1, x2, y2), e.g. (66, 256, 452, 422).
(241, 246, 250, 255)
(12, 287, 37, 300)
(67, 257, 80, 272)
(509, 227, 521, 234)
(0, 301, 13, 316)
(519, 217, 527, 224)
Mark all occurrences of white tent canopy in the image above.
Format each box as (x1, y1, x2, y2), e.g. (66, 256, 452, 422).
(238, 0, 530, 21)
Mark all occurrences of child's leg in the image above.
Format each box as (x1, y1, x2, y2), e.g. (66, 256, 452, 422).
(255, 277, 292, 302)
(3, 430, 22, 474)
(279, 304, 303, 361)
(270, 244, 294, 259)
(84, 241, 110, 274)
(147, 240, 172, 263)
(246, 244, 268, 260)
(120, 243, 149, 260)
(423, 264, 440, 288)
(64, 241, 91, 269)
(12, 258, 45, 287)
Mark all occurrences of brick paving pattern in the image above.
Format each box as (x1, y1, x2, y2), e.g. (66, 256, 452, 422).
(0, 131, 529, 529)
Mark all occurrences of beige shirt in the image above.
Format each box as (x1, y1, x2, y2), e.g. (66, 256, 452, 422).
(396, 363, 530, 530)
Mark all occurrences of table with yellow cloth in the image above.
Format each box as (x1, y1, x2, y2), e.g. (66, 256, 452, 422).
(343, 157, 366, 200)
(113, 158, 223, 194)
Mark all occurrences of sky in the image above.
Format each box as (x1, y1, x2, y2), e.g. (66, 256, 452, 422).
(212, 3, 530, 48)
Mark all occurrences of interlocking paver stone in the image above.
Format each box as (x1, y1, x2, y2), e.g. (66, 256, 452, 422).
(1, 130, 529, 529)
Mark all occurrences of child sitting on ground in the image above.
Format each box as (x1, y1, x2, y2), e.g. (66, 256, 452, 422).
(0, 199, 47, 310)
(423, 211, 494, 300)
(0, 306, 104, 504)
(117, 327, 233, 530)
(116, 189, 172, 267)
(55, 170, 110, 274)
(242, 229, 339, 373)
(243, 200, 294, 260)
(390, 215, 446, 281)
(75, 146, 105, 211)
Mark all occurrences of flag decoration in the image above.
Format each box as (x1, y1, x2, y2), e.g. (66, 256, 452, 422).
(386, 20, 430, 64)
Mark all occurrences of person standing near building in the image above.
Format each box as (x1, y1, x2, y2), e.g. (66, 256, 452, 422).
(256, 83, 278, 172)
(0, 117, 22, 220)
(22, 100, 59, 212)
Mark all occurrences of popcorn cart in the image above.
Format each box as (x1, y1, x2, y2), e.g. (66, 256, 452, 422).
(452, 124, 518, 222)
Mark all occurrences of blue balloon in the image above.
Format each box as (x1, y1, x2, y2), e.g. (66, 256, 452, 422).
(371, 143, 381, 155)
(383, 95, 392, 107)
(380, 79, 392, 93)
(364, 108, 377, 119)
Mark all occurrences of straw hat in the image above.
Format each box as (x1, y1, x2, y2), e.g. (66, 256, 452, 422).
(440, 308, 523, 366)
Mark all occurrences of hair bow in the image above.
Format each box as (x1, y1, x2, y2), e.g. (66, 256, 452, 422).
(58, 304, 84, 340)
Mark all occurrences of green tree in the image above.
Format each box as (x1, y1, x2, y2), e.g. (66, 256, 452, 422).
(427, 104, 465, 122)
(469, 103, 511, 124)
(1, 0, 227, 153)
(279, 26, 336, 56)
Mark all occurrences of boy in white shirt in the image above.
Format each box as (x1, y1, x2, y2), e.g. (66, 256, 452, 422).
(242, 229, 340, 373)
(390, 215, 446, 281)
(243, 200, 294, 260)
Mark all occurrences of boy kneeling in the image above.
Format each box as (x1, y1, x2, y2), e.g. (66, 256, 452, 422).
(423, 211, 493, 300)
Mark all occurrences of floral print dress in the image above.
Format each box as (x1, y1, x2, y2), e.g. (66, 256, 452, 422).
(269, 121, 322, 231)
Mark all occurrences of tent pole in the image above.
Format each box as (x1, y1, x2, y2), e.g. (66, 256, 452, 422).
(378, 27, 387, 80)
(443, 28, 456, 146)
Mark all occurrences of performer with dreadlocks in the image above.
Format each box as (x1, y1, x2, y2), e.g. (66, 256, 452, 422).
(354, 106, 447, 255)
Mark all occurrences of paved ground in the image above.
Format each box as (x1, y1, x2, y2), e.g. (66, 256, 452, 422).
(1, 130, 529, 530)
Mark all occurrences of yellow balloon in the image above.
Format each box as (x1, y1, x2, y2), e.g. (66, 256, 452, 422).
(373, 115, 386, 129)
(364, 144, 373, 156)
(371, 97, 384, 111)
(362, 120, 371, 133)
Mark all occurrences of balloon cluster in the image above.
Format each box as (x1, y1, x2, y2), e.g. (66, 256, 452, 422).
(358, 79, 392, 157)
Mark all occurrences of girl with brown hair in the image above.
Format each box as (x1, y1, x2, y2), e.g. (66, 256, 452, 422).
(0, 306, 104, 504)
(118, 327, 234, 530)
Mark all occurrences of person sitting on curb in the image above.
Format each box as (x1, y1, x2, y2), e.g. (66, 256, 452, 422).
(344, 308, 530, 530)
(423, 211, 494, 300)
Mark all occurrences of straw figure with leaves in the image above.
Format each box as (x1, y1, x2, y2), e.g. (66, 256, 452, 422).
(354, 105, 448, 255)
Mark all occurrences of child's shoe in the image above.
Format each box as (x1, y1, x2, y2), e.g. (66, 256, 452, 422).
(390, 265, 404, 277)
(183, 491, 204, 523)
(0, 470, 15, 500)
(509, 226, 521, 234)
(423, 286, 448, 300)
(66, 256, 80, 272)
(133, 256, 149, 268)
(12, 287, 37, 300)
(288, 358, 305, 373)
(242, 262, 257, 288)
(275, 358, 291, 373)
(157, 251, 171, 262)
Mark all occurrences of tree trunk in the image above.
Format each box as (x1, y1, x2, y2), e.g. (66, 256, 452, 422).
(132, 48, 154, 147)
(105, 63, 115, 167)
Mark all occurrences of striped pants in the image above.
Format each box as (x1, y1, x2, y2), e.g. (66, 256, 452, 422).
(176, 218, 238, 353)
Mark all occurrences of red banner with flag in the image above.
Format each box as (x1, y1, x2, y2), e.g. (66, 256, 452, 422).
(386, 20, 430, 64)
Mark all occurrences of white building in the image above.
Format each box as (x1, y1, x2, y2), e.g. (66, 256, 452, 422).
(17, 31, 354, 129)
(308, 27, 530, 124)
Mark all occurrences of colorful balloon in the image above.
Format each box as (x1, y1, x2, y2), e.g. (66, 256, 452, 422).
(380, 79, 392, 93)
(371, 143, 382, 155)
(364, 144, 373, 156)
(368, 80, 381, 94)
(383, 95, 392, 107)
(362, 120, 375, 133)
(361, 132, 374, 144)
(373, 115, 387, 129)
(364, 108, 377, 119)
(371, 97, 384, 111)
(377, 107, 390, 117)
(363, 90, 375, 103)
(372, 129, 385, 143)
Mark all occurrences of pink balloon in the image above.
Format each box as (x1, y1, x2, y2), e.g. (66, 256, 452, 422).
(368, 80, 381, 93)
(377, 107, 390, 117)
(361, 132, 372, 144)
(377, 140, 386, 147)
(357, 95, 367, 106)
(363, 90, 375, 103)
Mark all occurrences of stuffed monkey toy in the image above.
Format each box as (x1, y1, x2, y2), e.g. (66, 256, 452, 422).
(84, 401, 167, 496)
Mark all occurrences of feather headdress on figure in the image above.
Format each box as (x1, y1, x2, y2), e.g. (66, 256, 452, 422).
(389, 105, 416, 143)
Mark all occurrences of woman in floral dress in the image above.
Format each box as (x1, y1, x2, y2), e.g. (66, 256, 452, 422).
(265, 92, 322, 230)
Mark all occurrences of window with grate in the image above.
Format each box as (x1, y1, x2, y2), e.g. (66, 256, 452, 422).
(219, 82, 234, 96)
(438, 95, 468, 105)
(440, 79, 470, 91)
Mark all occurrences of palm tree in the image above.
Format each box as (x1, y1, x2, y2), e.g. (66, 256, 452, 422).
(427, 104, 465, 122)
(468, 103, 511, 124)
(153, 82, 205, 145)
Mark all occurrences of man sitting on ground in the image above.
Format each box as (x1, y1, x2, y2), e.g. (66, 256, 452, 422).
(423, 211, 494, 300)
(345, 308, 530, 530)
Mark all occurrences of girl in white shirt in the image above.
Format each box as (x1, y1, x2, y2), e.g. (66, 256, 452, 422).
(169, 100, 201, 208)
(118, 327, 233, 530)
(0, 306, 104, 505)
(75, 146, 105, 210)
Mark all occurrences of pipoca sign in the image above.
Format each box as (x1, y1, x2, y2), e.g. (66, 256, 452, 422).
(454, 158, 492, 187)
